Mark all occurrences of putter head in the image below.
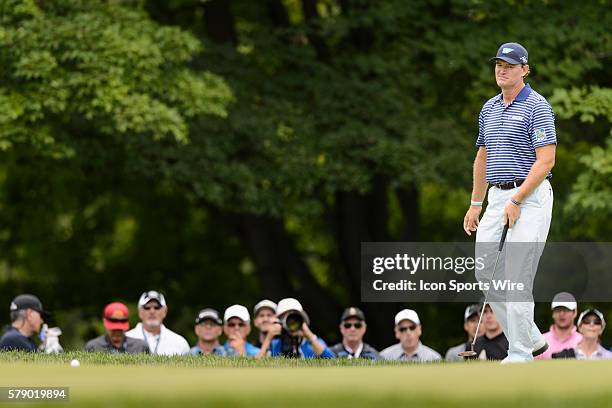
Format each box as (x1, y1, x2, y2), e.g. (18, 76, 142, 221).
(458, 343, 477, 357)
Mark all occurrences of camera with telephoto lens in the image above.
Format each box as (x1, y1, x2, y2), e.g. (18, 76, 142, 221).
(280, 311, 304, 334)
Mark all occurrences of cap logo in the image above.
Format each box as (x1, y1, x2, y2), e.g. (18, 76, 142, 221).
(10, 302, 17, 311)
(111, 309, 126, 319)
(502, 47, 514, 54)
(520, 56, 527, 63)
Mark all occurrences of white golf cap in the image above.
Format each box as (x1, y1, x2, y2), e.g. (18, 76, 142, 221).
(253, 299, 277, 316)
(395, 309, 420, 326)
(551, 292, 577, 311)
(138, 290, 167, 308)
(276, 298, 303, 316)
(224, 304, 250, 323)
(577, 308, 606, 330)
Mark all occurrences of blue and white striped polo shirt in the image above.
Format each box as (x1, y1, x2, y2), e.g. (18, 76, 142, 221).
(476, 84, 557, 184)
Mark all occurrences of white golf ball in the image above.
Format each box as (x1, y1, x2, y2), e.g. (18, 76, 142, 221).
(70, 359, 80, 367)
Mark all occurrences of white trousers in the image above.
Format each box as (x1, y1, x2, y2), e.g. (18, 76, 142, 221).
(476, 179, 553, 361)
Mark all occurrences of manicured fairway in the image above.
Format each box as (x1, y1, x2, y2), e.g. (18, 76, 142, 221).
(0, 353, 610, 407)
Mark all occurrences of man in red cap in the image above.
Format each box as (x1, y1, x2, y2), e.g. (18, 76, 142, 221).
(85, 302, 149, 353)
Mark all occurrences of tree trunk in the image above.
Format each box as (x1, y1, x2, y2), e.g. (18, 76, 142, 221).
(240, 214, 341, 332)
(334, 176, 400, 349)
(397, 184, 420, 241)
(203, 0, 238, 45)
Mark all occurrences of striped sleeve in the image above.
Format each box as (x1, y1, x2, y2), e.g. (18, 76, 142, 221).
(476, 104, 486, 147)
(530, 100, 557, 148)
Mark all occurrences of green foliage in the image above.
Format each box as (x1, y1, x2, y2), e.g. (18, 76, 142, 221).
(550, 86, 612, 224)
(551, 87, 612, 123)
(0, 0, 611, 346)
(566, 138, 612, 216)
(0, 0, 231, 154)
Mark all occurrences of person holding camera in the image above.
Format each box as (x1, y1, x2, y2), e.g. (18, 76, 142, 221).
(257, 298, 334, 358)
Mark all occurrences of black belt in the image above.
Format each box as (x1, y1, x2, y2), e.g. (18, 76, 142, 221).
(491, 179, 525, 190)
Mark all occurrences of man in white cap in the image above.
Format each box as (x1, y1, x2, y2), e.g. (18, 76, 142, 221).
(252, 299, 277, 348)
(125, 290, 190, 355)
(536, 292, 581, 359)
(380, 309, 441, 362)
(258, 298, 334, 358)
(223, 304, 260, 357)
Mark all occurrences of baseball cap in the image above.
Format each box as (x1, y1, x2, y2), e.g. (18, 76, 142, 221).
(490, 42, 528, 65)
(577, 309, 606, 330)
(10, 294, 50, 318)
(551, 292, 577, 311)
(253, 299, 277, 317)
(138, 290, 167, 308)
(276, 298, 304, 316)
(103, 302, 129, 331)
(276, 298, 310, 324)
(341, 307, 366, 322)
(195, 308, 222, 325)
(395, 309, 420, 326)
(224, 304, 250, 323)
(464, 304, 481, 322)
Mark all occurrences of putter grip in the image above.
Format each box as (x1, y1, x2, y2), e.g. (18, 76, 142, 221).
(499, 223, 509, 251)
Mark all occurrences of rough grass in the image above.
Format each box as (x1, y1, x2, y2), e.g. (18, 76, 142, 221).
(0, 352, 611, 408)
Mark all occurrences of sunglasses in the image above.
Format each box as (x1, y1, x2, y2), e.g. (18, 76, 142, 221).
(398, 325, 417, 333)
(343, 322, 363, 329)
(582, 319, 602, 326)
(105, 318, 128, 323)
(198, 321, 220, 327)
(143, 305, 162, 311)
(226, 322, 247, 328)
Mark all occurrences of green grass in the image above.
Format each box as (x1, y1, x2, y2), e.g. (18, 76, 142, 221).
(0, 352, 610, 407)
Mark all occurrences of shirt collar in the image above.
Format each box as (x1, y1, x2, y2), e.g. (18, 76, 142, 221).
(576, 344, 607, 358)
(496, 83, 532, 104)
(515, 83, 532, 101)
(140, 322, 164, 338)
(400, 341, 422, 358)
(104, 334, 126, 350)
(343, 342, 364, 358)
(550, 325, 580, 341)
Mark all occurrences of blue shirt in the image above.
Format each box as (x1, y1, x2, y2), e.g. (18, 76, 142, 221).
(270, 336, 335, 358)
(0, 326, 37, 352)
(476, 84, 557, 184)
(189, 343, 227, 356)
(223, 341, 260, 357)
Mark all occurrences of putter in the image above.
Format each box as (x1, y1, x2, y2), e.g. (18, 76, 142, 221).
(458, 222, 509, 357)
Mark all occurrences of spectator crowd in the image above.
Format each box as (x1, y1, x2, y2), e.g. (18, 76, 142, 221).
(1, 291, 611, 362)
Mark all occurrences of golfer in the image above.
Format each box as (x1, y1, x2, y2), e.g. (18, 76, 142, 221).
(463, 42, 556, 363)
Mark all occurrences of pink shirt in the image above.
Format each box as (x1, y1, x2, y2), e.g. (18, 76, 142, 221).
(536, 325, 582, 360)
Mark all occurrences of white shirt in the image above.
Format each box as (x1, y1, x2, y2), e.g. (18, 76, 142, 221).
(126, 323, 190, 356)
